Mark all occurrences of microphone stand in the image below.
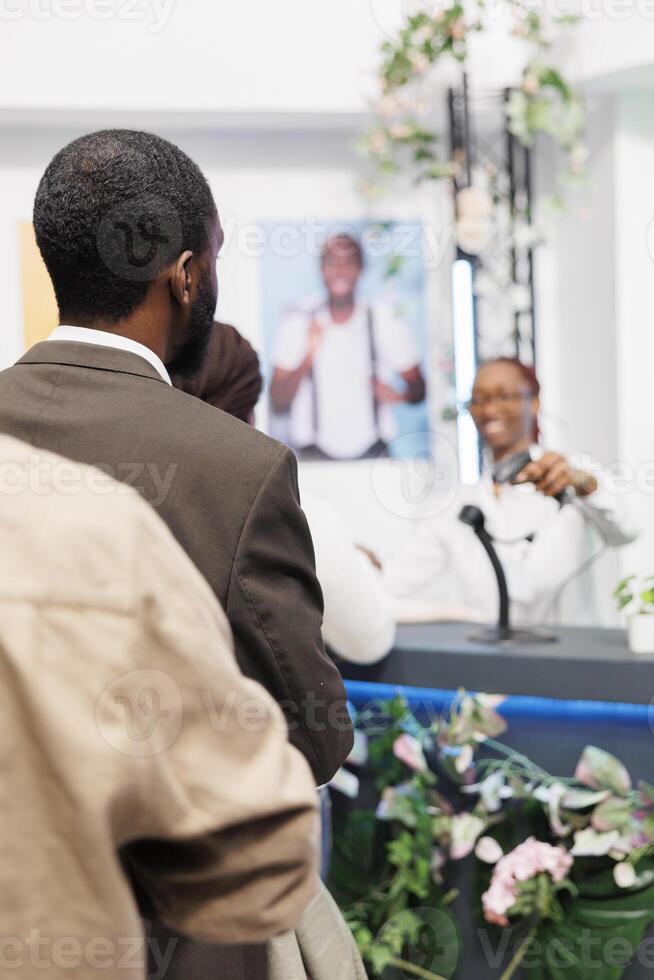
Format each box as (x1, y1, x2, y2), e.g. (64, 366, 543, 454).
(458, 505, 557, 644)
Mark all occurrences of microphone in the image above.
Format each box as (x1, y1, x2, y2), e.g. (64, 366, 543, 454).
(492, 450, 532, 487)
(493, 450, 570, 507)
(458, 504, 557, 645)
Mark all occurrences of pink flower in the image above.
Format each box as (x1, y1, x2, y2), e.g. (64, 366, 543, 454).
(408, 50, 430, 74)
(481, 838, 573, 925)
(484, 908, 510, 928)
(482, 880, 515, 925)
(393, 734, 428, 774)
(523, 71, 540, 96)
(449, 16, 466, 40)
(511, 854, 536, 882)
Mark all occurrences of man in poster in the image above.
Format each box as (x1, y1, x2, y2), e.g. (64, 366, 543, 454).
(270, 234, 426, 460)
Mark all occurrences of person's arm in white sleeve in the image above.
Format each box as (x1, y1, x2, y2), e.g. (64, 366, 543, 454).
(569, 458, 640, 547)
(302, 494, 396, 664)
(381, 517, 483, 622)
(270, 310, 316, 414)
(521, 450, 640, 549)
(382, 527, 449, 600)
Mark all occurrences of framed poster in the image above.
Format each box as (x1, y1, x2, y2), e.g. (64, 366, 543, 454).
(261, 220, 431, 461)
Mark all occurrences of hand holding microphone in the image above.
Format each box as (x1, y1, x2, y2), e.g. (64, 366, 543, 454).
(494, 449, 598, 503)
(515, 451, 575, 498)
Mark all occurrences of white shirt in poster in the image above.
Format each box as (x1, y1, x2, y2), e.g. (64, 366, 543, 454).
(274, 302, 419, 459)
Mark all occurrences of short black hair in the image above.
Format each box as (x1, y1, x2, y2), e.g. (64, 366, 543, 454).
(320, 233, 364, 268)
(33, 129, 217, 323)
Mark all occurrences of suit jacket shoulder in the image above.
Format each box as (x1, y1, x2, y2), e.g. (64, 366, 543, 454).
(0, 345, 353, 783)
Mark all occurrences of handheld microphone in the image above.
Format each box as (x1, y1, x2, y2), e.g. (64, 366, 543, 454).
(493, 450, 570, 507)
(492, 450, 532, 487)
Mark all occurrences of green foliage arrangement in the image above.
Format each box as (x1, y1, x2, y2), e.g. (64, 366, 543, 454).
(359, 1, 586, 201)
(614, 576, 654, 616)
(330, 694, 654, 979)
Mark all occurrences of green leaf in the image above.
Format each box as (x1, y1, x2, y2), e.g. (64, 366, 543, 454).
(532, 883, 654, 978)
(538, 66, 573, 101)
(384, 254, 405, 279)
(369, 944, 396, 974)
(576, 747, 632, 797)
(592, 797, 634, 833)
(563, 788, 610, 810)
(613, 575, 635, 598)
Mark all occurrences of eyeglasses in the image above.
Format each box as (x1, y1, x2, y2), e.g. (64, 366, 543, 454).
(461, 390, 532, 412)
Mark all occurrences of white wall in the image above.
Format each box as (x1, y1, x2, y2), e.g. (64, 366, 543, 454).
(560, 15, 654, 88)
(0, 0, 382, 115)
(536, 88, 654, 603)
(3, 0, 654, 117)
(535, 98, 619, 466)
(613, 93, 654, 575)
(535, 97, 623, 619)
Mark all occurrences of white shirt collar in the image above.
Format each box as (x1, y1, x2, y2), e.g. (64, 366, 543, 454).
(48, 325, 172, 386)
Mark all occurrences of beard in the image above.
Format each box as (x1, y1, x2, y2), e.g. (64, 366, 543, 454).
(167, 276, 217, 378)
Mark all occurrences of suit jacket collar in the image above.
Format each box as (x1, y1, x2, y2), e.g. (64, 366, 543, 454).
(16, 341, 170, 386)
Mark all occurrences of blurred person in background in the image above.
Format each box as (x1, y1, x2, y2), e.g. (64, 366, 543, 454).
(0, 437, 318, 980)
(385, 358, 637, 626)
(269, 233, 426, 460)
(172, 320, 374, 980)
(173, 320, 397, 666)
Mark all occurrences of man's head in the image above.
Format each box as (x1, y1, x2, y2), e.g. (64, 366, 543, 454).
(33, 129, 222, 374)
(320, 234, 364, 302)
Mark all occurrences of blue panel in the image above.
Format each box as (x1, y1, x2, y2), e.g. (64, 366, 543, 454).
(344, 680, 652, 727)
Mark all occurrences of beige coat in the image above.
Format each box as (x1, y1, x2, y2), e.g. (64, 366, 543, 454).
(0, 436, 318, 980)
(268, 881, 369, 980)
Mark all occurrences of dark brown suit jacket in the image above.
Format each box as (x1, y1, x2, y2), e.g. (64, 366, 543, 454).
(0, 341, 353, 980)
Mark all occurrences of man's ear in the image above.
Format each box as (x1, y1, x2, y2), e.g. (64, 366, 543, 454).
(170, 250, 194, 307)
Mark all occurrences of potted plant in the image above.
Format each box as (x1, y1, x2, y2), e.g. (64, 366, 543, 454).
(614, 576, 654, 655)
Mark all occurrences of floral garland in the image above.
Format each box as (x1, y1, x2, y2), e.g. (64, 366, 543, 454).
(359, 1, 586, 207)
(329, 694, 654, 980)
